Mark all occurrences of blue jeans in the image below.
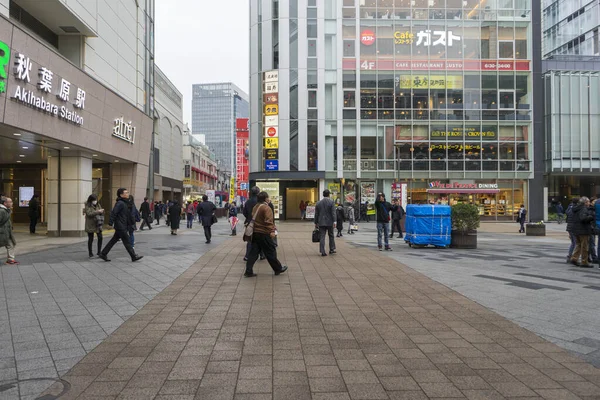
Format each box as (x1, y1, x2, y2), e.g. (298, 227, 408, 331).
(129, 230, 135, 247)
(187, 214, 194, 228)
(377, 222, 390, 248)
(568, 232, 576, 258)
(590, 235, 598, 261)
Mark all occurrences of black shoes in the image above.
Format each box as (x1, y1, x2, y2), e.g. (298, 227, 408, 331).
(205, 240, 211, 244)
(99, 254, 110, 262)
(89, 253, 94, 258)
(132, 255, 143, 262)
(321, 253, 327, 257)
(275, 266, 288, 275)
(244, 272, 257, 278)
(385, 247, 392, 251)
(330, 250, 337, 254)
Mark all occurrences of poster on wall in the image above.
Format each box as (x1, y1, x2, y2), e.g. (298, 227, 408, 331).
(344, 180, 357, 205)
(391, 183, 408, 210)
(258, 181, 280, 219)
(360, 182, 376, 214)
(328, 183, 340, 204)
(19, 187, 34, 207)
(206, 190, 216, 205)
(306, 206, 316, 219)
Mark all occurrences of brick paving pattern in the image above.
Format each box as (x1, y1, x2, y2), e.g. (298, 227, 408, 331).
(30, 225, 600, 399)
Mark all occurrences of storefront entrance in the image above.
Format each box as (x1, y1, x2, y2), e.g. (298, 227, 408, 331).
(286, 188, 318, 219)
(406, 179, 527, 221)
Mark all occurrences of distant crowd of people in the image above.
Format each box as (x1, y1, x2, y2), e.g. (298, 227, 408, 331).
(566, 196, 600, 268)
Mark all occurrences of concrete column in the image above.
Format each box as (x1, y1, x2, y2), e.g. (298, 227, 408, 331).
(0, 0, 8, 17)
(47, 155, 93, 237)
(111, 163, 148, 206)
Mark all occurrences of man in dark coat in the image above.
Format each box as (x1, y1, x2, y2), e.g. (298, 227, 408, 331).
(100, 188, 143, 262)
(570, 196, 595, 268)
(139, 197, 152, 230)
(374, 193, 393, 251)
(315, 189, 337, 256)
(566, 198, 579, 262)
(390, 199, 405, 239)
(28, 194, 41, 234)
(198, 195, 216, 244)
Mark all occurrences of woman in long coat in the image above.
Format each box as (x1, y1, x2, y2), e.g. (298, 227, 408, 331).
(169, 200, 182, 235)
(84, 194, 104, 257)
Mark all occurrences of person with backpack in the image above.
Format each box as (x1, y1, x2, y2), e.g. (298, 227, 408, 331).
(185, 201, 195, 229)
(335, 201, 345, 238)
(390, 199, 405, 239)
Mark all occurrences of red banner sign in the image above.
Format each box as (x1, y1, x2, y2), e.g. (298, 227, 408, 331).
(344, 59, 531, 72)
(236, 119, 249, 198)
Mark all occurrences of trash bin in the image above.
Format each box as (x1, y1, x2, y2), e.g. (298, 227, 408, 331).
(404, 205, 451, 248)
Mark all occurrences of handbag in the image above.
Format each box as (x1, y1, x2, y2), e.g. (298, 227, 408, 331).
(351, 224, 359, 231)
(211, 214, 218, 224)
(243, 204, 265, 242)
(312, 228, 320, 243)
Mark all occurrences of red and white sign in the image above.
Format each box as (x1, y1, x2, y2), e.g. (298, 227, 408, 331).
(344, 59, 531, 72)
(264, 126, 278, 138)
(360, 30, 375, 46)
(235, 119, 249, 198)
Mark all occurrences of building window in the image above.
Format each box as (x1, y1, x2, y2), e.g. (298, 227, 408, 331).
(344, 40, 355, 57)
(498, 40, 515, 59)
(499, 90, 515, 109)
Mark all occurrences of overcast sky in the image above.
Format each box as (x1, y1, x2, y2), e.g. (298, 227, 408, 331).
(155, 1, 250, 126)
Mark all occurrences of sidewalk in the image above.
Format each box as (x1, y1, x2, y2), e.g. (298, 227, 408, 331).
(34, 224, 600, 400)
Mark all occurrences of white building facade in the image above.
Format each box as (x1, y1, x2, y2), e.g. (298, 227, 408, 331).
(153, 65, 183, 202)
(250, 0, 534, 221)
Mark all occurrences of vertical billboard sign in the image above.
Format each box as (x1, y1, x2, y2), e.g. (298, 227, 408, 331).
(263, 70, 279, 171)
(235, 118, 249, 198)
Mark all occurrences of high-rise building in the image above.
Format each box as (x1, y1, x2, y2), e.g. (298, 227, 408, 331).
(192, 83, 249, 173)
(0, 0, 155, 236)
(250, 0, 535, 221)
(542, 0, 600, 58)
(542, 0, 600, 209)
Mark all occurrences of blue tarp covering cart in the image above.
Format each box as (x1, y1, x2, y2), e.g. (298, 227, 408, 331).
(404, 205, 452, 248)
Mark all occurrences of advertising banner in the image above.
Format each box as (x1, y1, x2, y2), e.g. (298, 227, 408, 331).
(206, 190, 216, 205)
(328, 183, 340, 203)
(264, 104, 279, 115)
(235, 118, 249, 198)
(265, 160, 279, 171)
(264, 126, 278, 138)
(264, 149, 279, 159)
(264, 137, 279, 149)
(258, 181, 280, 219)
(264, 93, 279, 104)
(398, 75, 463, 89)
(19, 187, 34, 207)
(430, 126, 497, 140)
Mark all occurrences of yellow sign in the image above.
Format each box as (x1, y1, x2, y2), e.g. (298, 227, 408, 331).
(264, 137, 279, 149)
(398, 75, 463, 89)
(184, 178, 203, 187)
(230, 177, 235, 200)
(264, 104, 279, 115)
(394, 31, 415, 45)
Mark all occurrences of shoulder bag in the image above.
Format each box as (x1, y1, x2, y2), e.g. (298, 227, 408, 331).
(243, 204, 265, 242)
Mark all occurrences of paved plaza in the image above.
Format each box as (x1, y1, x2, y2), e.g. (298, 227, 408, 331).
(343, 222, 600, 368)
(1, 221, 600, 399)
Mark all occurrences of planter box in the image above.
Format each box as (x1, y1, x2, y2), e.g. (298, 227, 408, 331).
(451, 230, 477, 249)
(526, 224, 546, 236)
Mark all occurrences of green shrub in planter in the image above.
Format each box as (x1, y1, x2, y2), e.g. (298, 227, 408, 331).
(451, 203, 480, 234)
(451, 204, 480, 249)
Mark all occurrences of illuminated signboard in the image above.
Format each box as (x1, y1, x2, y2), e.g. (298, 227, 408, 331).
(397, 75, 463, 89)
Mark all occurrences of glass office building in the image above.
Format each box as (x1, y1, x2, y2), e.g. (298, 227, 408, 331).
(192, 83, 249, 173)
(542, 1, 600, 204)
(250, 0, 533, 220)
